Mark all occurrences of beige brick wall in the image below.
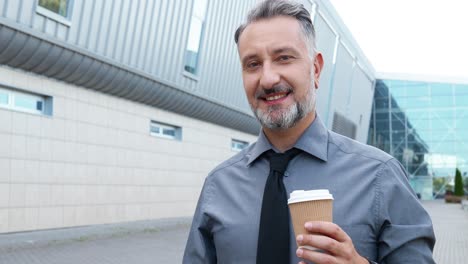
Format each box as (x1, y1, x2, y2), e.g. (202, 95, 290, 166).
(0, 65, 257, 233)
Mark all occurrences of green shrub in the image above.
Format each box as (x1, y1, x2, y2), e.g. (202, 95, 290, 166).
(454, 168, 464, 197)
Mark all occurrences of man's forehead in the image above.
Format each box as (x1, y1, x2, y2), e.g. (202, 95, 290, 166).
(237, 17, 306, 58)
(239, 16, 301, 40)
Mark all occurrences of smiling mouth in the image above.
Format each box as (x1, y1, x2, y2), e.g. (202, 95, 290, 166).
(263, 92, 290, 101)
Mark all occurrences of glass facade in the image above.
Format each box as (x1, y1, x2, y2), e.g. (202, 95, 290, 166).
(368, 79, 468, 199)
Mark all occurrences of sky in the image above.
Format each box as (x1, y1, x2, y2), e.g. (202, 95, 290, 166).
(329, 0, 468, 82)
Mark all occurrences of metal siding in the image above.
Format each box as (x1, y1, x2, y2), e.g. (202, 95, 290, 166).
(87, 0, 104, 51)
(56, 22, 68, 40)
(197, 0, 255, 110)
(18, 0, 34, 25)
(204, 0, 222, 99)
(109, 0, 125, 59)
(5, 0, 20, 21)
(112, 0, 129, 61)
(134, 0, 153, 70)
(159, 1, 177, 80)
(1, 0, 7, 17)
(96, 1, 115, 56)
(77, 1, 93, 47)
(350, 66, 374, 142)
(132, 0, 149, 68)
(165, 0, 187, 83)
(314, 14, 338, 124)
(142, 0, 160, 72)
(123, 1, 140, 65)
(148, 0, 167, 76)
(329, 43, 354, 116)
(43, 18, 57, 39)
(66, 0, 83, 44)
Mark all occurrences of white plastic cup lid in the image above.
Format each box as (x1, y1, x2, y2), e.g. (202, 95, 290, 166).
(288, 189, 334, 204)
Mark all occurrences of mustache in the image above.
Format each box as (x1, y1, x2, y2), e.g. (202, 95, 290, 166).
(255, 84, 293, 98)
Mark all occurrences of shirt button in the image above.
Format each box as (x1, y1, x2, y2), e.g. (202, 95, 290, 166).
(284, 171, 290, 177)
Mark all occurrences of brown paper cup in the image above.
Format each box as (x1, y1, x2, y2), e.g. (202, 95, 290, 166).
(288, 190, 333, 250)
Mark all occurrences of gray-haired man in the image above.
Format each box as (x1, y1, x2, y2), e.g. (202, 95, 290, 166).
(183, 1, 436, 263)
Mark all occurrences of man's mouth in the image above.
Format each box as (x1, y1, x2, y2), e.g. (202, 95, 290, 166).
(262, 92, 290, 102)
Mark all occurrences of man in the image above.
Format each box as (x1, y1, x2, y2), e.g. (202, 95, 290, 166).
(183, 0, 436, 263)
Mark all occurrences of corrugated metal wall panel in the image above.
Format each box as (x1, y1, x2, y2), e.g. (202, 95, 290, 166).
(96, 1, 112, 55)
(1, 0, 7, 17)
(133, 0, 152, 70)
(314, 13, 338, 124)
(149, 0, 168, 76)
(1, 0, 376, 136)
(18, 0, 33, 25)
(4, 0, 19, 21)
(197, 0, 255, 110)
(86, 1, 103, 51)
(165, 0, 189, 83)
(142, 1, 160, 73)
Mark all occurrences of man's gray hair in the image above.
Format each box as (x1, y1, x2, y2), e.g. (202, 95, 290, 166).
(234, 0, 316, 55)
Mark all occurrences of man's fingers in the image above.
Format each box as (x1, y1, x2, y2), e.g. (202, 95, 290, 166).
(296, 247, 337, 264)
(304, 221, 350, 242)
(297, 233, 343, 255)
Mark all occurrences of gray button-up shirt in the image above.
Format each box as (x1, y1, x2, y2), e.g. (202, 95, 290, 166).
(183, 116, 435, 263)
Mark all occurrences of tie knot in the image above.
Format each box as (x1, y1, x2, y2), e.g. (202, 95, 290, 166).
(267, 148, 301, 174)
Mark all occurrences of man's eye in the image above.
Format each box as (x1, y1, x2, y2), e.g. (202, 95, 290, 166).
(277, 55, 292, 62)
(246, 61, 260, 69)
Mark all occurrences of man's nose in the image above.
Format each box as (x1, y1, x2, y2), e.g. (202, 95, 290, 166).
(259, 62, 280, 89)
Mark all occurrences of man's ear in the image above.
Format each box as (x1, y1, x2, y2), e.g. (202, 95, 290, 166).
(313, 53, 324, 89)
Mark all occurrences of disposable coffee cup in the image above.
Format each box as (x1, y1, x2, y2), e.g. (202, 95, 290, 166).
(288, 189, 333, 251)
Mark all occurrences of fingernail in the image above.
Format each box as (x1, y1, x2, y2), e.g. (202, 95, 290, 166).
(296, 248, 303, 257)
(305, 222, 312, 229)
(297, 235, 303, 243)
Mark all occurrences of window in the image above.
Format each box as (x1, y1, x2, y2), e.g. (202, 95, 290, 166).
(37, 0, 73, 26)
(0, 87, 50, 115)
(38, 0, 70, 18)
(184, 0, 208, 76)
(150, 121, 182, 140)
(231, 139, 249, 151)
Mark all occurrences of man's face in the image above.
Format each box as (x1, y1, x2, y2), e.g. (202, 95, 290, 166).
(237, 16, 323, 130)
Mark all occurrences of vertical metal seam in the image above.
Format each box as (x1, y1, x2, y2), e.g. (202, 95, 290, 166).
(153, 1, 174, 76)
(111, 0, 124, 59)
(2, 0, 9, 17)
(324, 34, 340, 127)
(127, 0, 141, 66)
(120, 0, 135, 64)
(103, 0, 116, 57)
(93, 0, 106, 52)
(15, 0, 23, 22)
(135, 0, 152, 70)
(142, 0, 158, 71)
(85, 0, 97, 49)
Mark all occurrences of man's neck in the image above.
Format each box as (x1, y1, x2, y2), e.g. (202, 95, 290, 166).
(263, 112, 316, 153)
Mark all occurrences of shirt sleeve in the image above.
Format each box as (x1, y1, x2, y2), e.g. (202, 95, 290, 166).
(182, 177, 217, 264)
(376, 159, 436, 263)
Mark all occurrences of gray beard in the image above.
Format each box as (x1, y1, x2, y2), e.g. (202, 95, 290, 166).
(252, 88, 315, 130)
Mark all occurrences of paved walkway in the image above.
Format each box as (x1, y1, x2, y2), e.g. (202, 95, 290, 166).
(423, 200, 468, 263)
(0, 200, 466, 263)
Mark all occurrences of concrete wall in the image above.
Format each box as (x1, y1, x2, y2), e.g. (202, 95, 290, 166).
(0, 65, 256, 233)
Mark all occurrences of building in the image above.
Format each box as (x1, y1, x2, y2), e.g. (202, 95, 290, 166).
(368, 75, 468, 199)
(0, 0, 375, 233)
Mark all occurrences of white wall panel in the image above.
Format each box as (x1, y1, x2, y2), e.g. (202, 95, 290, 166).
(314, 13, 338, 123)
(329, 43, 354, 117)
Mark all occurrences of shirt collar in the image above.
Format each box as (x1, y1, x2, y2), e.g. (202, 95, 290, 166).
(247, 114, 329, 165)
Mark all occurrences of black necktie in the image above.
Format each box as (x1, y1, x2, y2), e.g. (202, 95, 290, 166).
(257, 148, 302, 264)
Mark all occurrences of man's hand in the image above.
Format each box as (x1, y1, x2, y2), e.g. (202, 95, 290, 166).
(295, 221, 368, 264)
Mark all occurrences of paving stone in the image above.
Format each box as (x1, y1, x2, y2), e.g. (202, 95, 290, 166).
(0, 200, 465, 263)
